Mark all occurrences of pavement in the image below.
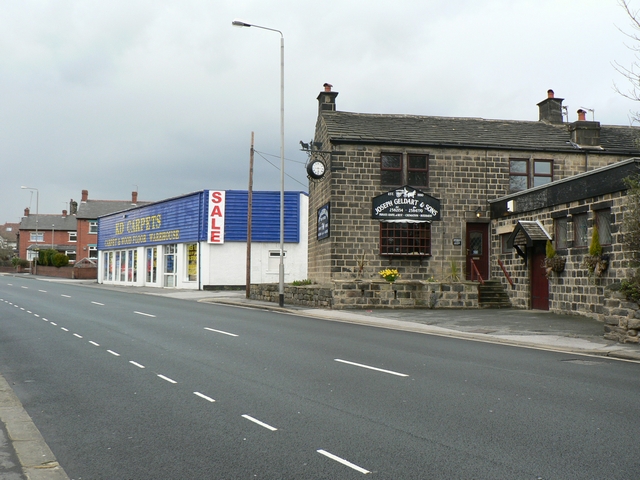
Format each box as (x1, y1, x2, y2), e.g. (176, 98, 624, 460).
(1, 275, 640, 479)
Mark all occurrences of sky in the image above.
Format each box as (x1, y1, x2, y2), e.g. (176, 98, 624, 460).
(2, 0, 640, 225)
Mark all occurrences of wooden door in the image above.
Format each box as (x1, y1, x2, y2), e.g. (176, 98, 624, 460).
(531, 243, 549, 310)
(466, 223, 489, 281)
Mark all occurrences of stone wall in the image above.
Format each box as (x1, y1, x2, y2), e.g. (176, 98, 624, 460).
(251, 281, 479, 309)
(602, 289, 640, 344)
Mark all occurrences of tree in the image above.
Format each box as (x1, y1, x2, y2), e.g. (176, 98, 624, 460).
(614, 1, 640, 123)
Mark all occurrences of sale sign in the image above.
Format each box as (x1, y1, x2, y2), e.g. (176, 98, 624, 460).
(208, 190, 225, 244)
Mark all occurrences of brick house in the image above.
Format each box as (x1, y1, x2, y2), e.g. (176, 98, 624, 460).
(73, 189, 147, 263)
(18, 208, 78, 261)
(489, 158, 640, 341)
(0, 223, 19, 253)
(307, 85, 640, 307)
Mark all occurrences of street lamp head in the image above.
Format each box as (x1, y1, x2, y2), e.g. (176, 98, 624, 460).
(232, 19, 251, 27)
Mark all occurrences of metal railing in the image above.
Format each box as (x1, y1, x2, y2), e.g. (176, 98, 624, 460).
(470, 259, 485, 285)
(497, 258, 514, 288)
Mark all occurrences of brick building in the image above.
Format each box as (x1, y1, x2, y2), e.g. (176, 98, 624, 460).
(307, 86, 640, 304)
(490, 158, 640, 341)
(18, 208, 77, 261)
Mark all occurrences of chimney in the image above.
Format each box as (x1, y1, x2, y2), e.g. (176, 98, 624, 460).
(62, 209, 67, 218)
(81, 190, 88, 202)
(317, 83, 338, 115)
(569, 109, 601, 147)
(69, 199, 78, 215)
(132, 191, 138, 205)
(24, 207, 30, 217)
(537, 89, 564, 124)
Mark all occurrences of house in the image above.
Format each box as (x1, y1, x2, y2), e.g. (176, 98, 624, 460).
(18, 208, 78, 261)
(73, 189, 148, 263)
(305, 85, 640, 307)
(0, 223, 19, 253)
(97, 190, 308, 289)
(490, 158, 640, 342)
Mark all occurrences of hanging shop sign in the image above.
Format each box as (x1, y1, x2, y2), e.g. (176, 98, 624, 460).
(208, 190, 226, 244)
(317, 202, 330, 240)
(372, 185, 441, 222)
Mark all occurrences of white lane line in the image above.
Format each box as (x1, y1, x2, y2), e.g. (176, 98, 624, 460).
(73, 333, 83, 338)
(38, 290, 47, 293)
(129, 361, 145, 369)
(317, 449, 370, 474)
(91, 301, 105, 306)
(21, 286, 28, 289)
(204, 327, 238, 337)
(334, 359, 409, 377)
(241, 414, 278, 431)
(194, 392, 216, 403)
(26, 310, 32, 314)
(107, 350, 120, 356)
(134, 311, 156, 317)
(157, 374, 177, 384)
(7, 284, 12, 286)
(61, 294, 71, 298)
(42, 318, 49, 322)
(20, 308, 24, 311)
(50, 322, 57, 326)
(34, 314, 40, 318)
(61, 327, 69, 332)
(89, 341, 100, 346)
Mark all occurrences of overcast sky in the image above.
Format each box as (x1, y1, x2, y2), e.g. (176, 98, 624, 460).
(2, 0, 639, 225)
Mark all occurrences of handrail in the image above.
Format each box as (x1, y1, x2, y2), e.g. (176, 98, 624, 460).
(497, 258, 514, 288)
(470, 259, 485, 285)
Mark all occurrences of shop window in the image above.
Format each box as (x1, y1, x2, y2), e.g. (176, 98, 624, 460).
(146, 247, 158, 283)
(595, 209, 612, 245)
(108, 252, 114, 281)
(380, 222, 431, 256)
(573, 213, 588, 247)
(89, 221, 98, 234)
(381, 153, 429, 187)
(164, 244, 177, 287)
(103, 253, 109, 281)
(69, 231, 77, 242)
(187, 243, 198, 281)
(554, 217, 568, 250)
(120, 250, 126, 282)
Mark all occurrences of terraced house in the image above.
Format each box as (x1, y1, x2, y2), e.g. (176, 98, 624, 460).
(306, 85, 640, 309)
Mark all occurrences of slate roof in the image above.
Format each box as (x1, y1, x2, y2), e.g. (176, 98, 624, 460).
(0, 223, 19, 243)
(76, 200, 151, 219)
(20, 214, 77, 231)
(507, 220, 552, 248)
(320, 111, 640, 155)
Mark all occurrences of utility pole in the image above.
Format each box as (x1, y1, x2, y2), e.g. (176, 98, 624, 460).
(246, 132, 254, 299)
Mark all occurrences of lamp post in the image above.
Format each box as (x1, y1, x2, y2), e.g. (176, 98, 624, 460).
(51, 224, 55, 249)
(232, 19, 286, 307)
(21, 186, 39, 265)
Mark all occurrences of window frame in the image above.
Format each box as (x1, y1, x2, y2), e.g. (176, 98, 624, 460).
(554, 217, 568, 250)
(89, 221, 98, 234)
(380, 222, 431, 257)
(533, 159, 553, 187)
(509, 158, 529, 192)
(573, 213, 589, 248)
(595, 209, 612, 246)
(29, 232, 44, 242)
(69, 231, 77, 242)
(380, 152, 429, 187)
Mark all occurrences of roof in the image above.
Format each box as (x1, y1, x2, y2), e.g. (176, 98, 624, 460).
(19, 214, 77, 231)
(0, 223, 19, 242)
(320, 111, 640, 155)
(507, 220, 552, 248)
(76, 200, 151, 219)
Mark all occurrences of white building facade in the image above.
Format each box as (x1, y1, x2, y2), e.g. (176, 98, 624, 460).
(97, 190, 308, 289)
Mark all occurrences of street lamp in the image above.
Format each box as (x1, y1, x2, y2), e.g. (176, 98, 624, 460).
(232, 19, 286, 307)
(21, 186, 39, 263)
(51, 223, 55, 249)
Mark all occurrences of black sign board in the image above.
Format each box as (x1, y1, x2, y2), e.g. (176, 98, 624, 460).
(317, 203, 330, 240)
(372, 186, 441, 222)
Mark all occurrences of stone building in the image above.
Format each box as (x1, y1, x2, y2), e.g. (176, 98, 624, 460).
(306, 85, 640, 304)
(490, 158, 640, 342)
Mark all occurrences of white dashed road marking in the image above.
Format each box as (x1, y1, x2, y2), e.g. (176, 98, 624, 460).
(334, 359, 408, 377)
(317, 449, 370, 474)
(242, 415, 278, 431)
(204, 327, 238, 337)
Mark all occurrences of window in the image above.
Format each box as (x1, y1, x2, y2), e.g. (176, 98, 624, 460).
(554, 217, 568, 250)
(164, 244, 177, 287)
(595, 209, 612, 245)
(533, 160, 553, 187)
(146, 247, 157, 283)
(89, 245, 97, 259)
(30, 232, 44, 242)
(509, 158, 554, 192)
(509, 159, 528, 192)
(67, 251, 76, 262)
(573, 213, 588, 247)
(187, 244, 198, 281)
(268, 250, 286, 272)
(381, 153, 429, 187)
(501, 233, 511, 254)
(89, 221, 98, 234)
(380, 222, 431, 256)
(69, 231, 77, 242)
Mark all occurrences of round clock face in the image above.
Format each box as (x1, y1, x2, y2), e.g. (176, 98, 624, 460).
(307, 160, 326, 179)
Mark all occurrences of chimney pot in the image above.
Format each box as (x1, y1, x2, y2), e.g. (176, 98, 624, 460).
(24, 207, 30, 217)
(62, 209, 67, 217)
(323, 83, 333, 92)
(547, 89, 554, 98)
(577, 109, 587, 121)
(81, 190, 88, 202)
(132, 191, 138, 204)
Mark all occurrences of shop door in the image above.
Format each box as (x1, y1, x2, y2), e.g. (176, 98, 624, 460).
(466, 223, 489, 281)
(531, 243, 549, 310)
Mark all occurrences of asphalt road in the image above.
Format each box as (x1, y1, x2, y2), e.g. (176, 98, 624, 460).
(1, 277, 639, 479)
